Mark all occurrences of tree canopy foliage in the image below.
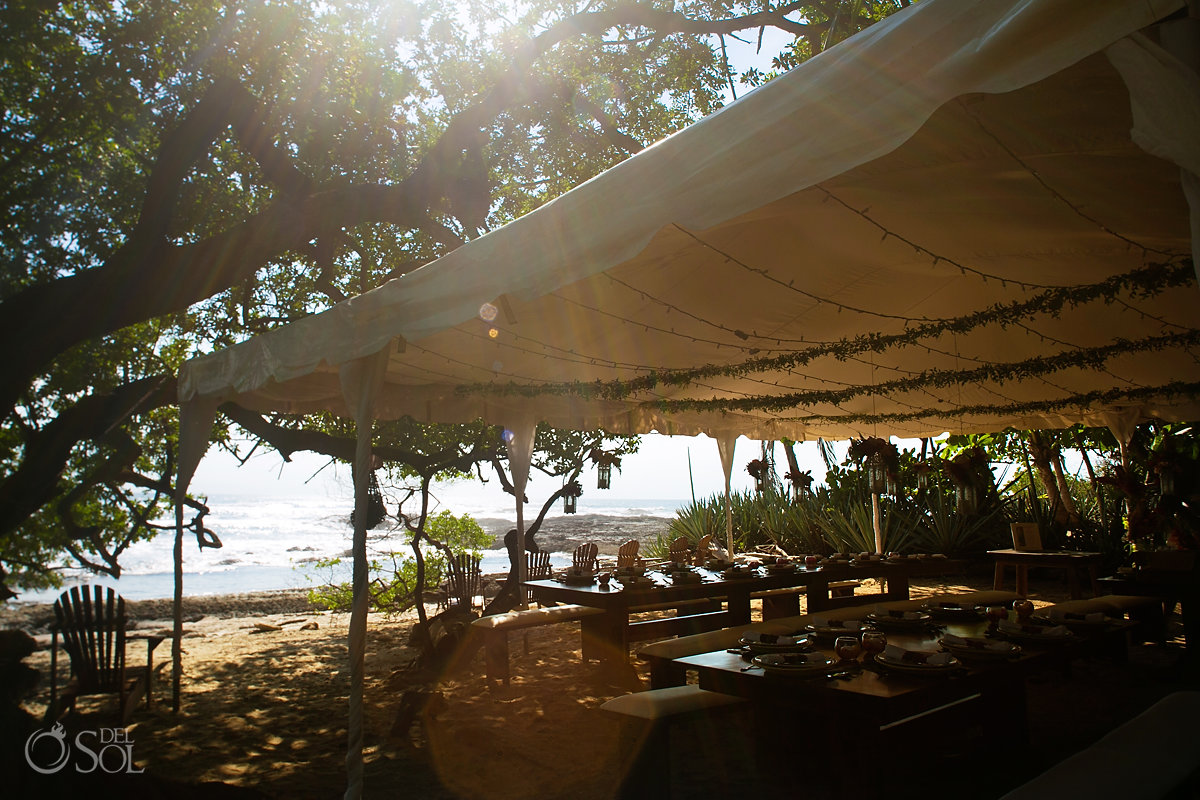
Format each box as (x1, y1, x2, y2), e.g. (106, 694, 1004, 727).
(0, 0, 909, 589)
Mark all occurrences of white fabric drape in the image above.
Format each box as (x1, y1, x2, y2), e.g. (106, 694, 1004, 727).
(505, 416, 537, 608)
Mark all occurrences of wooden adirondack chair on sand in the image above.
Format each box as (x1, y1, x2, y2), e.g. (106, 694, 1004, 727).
(47, 585, 163, 724)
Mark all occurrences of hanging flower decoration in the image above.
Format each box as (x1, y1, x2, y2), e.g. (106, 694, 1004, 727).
(847, 437, 900, 494)
(746, 459, 768, 479)
(784, 469, 814, 494)
(944, 448, 991, 514)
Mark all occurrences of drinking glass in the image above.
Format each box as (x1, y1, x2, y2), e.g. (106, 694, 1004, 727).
(834, 635, 862, 664)
(986, 605, 1009, 631)
(861, 631, 887, 662)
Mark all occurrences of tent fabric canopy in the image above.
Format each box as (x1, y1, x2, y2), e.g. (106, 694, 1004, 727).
(179, 0, 1200, 449)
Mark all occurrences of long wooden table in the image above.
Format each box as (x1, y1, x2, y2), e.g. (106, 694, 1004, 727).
(524, 558, 951, 662)
(674, 616, 1081, 797)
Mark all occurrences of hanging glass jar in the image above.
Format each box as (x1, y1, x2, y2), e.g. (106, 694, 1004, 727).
(1157, 465, 1177, 497)
(597, 462, 612, 490)
(956, 484, 978, 514)
(867, 453, 888, 494)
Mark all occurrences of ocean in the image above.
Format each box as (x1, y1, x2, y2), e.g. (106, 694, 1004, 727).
(17, 485, 689, 603)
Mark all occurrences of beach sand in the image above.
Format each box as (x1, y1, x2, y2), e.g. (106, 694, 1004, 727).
(5, 568, 1194, 799)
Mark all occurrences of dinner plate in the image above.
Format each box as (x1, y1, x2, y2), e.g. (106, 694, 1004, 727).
(805, 622, 865, 638)
(560, 574, 595, 586)
(721, 567, 759, 580)
(866, 612, 933, 630)
(874, 651, 961, 674)
(751, 652, 836, 675)
(923, 603, 985, 621)
(996, 624, 1076, 643)
(739, 632, 815, 654)
(765, 563, 797, 573)
(1031, 614, 1111, 631)
(938, 637, 1020, 661)
(670, 571, 703, 583)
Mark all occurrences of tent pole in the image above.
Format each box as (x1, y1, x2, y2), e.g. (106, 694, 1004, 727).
(345, 414, 372, 800)
(172, 497, 183, 711)
(717, 435, 737, 558)
(506, 418, 537, 609)
(340, 352, 387, 800)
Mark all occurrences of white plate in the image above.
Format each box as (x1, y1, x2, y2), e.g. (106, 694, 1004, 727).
(938, 638, 1020, 661)
(866, 612, 933, 629)
(923, 604, 984, 620)
(739, 633, 815, 654)
(874, 651, 961, 674)
(997, 625, 1076, 643)
(806, 623, 865, 638)
(751, 652, 836, 675)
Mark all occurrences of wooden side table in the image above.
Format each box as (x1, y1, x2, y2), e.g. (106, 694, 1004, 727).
(989, 548, 1103, 599)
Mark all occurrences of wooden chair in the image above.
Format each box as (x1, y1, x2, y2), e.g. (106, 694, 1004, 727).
(617, 540, 640, 569)
(693, 534, 714, 565)
(572, 542, 598, 572)
(447, 552, 482, 610)
(47, 585, 162, 723)
(526, 550, 552, 604)
(668, 536, 691, 564)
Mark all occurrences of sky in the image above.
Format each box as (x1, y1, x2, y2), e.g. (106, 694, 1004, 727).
(189, 23, 875, 507)
(190, 433, 852, 503)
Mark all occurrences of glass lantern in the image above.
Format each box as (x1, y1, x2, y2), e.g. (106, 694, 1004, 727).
(867, 454, 888, 494)
(563, 492, 577, 514)
(1158, 467, 1177, 497)
(597, 462, 612, 490)
(956, 484, 978, 514)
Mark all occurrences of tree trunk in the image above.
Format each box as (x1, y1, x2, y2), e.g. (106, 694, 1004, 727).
(1027, 431, 1068, 525)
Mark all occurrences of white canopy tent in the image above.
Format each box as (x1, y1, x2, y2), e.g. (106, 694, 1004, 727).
(171, 1, 1200, 796)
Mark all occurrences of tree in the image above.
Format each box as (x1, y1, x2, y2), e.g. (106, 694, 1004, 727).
(0, 0, 906, 589)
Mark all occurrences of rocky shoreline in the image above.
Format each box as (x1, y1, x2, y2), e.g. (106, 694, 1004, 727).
(0, 512, 678, 634)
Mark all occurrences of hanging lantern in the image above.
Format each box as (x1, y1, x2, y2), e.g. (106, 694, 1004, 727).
(1157, 465, 1177, 497)
(915, 462, 932, 490)
(563, 493, 577, 514)
(867, 453, 888, 494)
(597, 462, 612, 490)
(956, 484, 978, 514)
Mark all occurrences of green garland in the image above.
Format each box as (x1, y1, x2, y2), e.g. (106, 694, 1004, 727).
(456, 259, 1194, 403)
(647, 329, 1200, 415)
(734, 381, 1200, 428)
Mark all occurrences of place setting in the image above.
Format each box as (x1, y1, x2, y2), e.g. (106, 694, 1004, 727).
(805, 615, 867, 640)
(871, 642, 965, 677)
(864, 607, 937, 632)
(922, 599, 987, 621)
(735, 630, 817, 655)
(938, 633, 1022, 661)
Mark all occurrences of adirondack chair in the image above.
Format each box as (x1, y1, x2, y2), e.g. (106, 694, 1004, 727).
(693, 534, 715, 565)
(668, 536, 691, 564)
(572, 542, 599, 572)
(616, 540, 640, 569)
(526, 550, 553, 604)
(47, 586, 162, 724)
(446, 552, 483, 610)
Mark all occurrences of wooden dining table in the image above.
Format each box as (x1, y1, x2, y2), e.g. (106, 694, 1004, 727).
(672, 614, 1110, 797)
(524, 558, 947, 663)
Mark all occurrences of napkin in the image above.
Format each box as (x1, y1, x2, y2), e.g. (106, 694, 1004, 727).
(744, 632, 808, 646)
(941, 634, 1012, 652)
(873, 606, 923, 620)
(998, 620, 1069, 636)
(883, 644, 953, 666)
(809, 617, 862, 630)
(761, 652, 825, 667)
(1048, 609, 1108, 624)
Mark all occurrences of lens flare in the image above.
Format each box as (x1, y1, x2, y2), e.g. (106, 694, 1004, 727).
(479, 303, 498, 322)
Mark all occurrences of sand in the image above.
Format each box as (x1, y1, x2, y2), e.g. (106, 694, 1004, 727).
(6, 569, 1195, 800)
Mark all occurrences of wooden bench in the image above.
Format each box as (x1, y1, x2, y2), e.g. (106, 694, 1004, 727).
(999, 691, 1200, 799)
(753, 579, 862, 620)
(470, 604, 604, 684)
(600, 685, 749, 800)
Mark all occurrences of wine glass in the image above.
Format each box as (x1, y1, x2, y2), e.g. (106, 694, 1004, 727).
(986, 605, 1009, 632)
(834, 635, 862, 664)
(861, 631, 887, 663)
